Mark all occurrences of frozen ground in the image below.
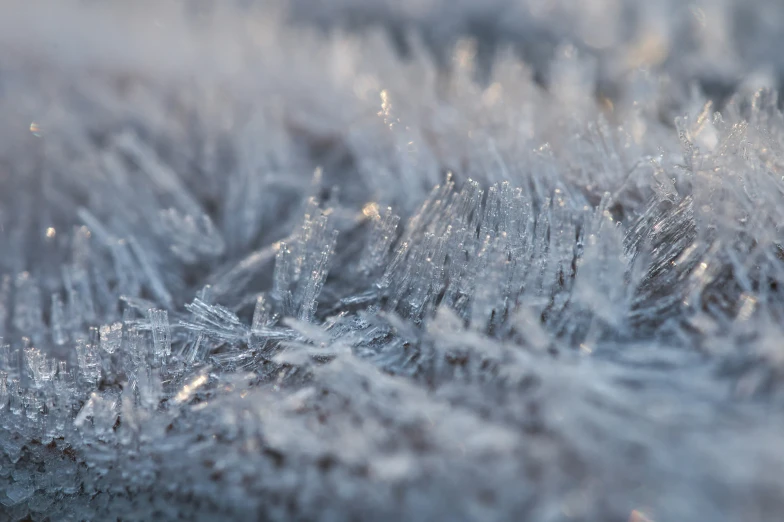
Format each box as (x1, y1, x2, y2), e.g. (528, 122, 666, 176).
(3, 1, 784, 520)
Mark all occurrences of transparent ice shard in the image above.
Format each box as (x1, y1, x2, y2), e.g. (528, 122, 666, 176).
(53, 360, 75, 405)
(148, 309, 172, 360)
(24, 346, 56, 388)
(182, 298, 247, 343)
(572, 208, 629, 329)
(178, 287, 212, 364)
(0, 274, 10, 340)
(74, 391, 119, 437)
(75, 335, 101, 386)
(293, 201, 325, 281)
(120, 295, 158, 317)
(13, 272, 45, 342)
(0, 371, 8, 411)
(378, 240, 410, 291)
(62, 264, 96, 330)
(76, 207, 115, 246)
(7, 378, 23, 416)
(4, 477, 35, 505)
(122, 327, 147, 391)
(50, 293, 68, 346)
(72, 394, 93, 428)
(110, 240, 142, 298)
(113, 131, 203, 217)
(272, 241, 294, 315)
(159, 208, 226, 263)
(0, 341, 18, 379)
(128, 237, 174, 308)
(207, 242, 279, 301)
(91, 263, 116, 321)
(469, 242, 510, 333)
(99, 322, 123, 354)
(272, 201, 339, 321)
(70, 225, 93, 271)
(197, 284, 213, 304)
(298, 230, 338, 322)
(137, 367, 163, 411)
(360, 205, 400, 274)
(179, 333, 206, 365)
(208, 349, 258, 372)
(251, 295, 271, 335)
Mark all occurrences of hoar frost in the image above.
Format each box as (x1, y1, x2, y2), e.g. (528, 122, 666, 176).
(3, 1, 784, 521)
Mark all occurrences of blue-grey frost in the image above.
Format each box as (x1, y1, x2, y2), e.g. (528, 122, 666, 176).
(2, 1, 784, 521)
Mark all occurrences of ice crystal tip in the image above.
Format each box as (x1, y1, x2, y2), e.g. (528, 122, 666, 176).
(75, 336, 101, 385)
(148, 309, 172, 359)
(99, 322, 123, 354)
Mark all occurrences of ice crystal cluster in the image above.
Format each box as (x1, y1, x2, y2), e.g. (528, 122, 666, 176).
(4, 0, 784, 520)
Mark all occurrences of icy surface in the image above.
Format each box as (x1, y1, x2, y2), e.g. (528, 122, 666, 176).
(3, 0, 784, 520)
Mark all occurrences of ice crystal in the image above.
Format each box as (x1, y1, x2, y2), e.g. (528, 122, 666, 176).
(74, 336, 101, 387)
(4, 1, 784, 521)
(98, 322, 122, 355)
(148, 309, 172, 360)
